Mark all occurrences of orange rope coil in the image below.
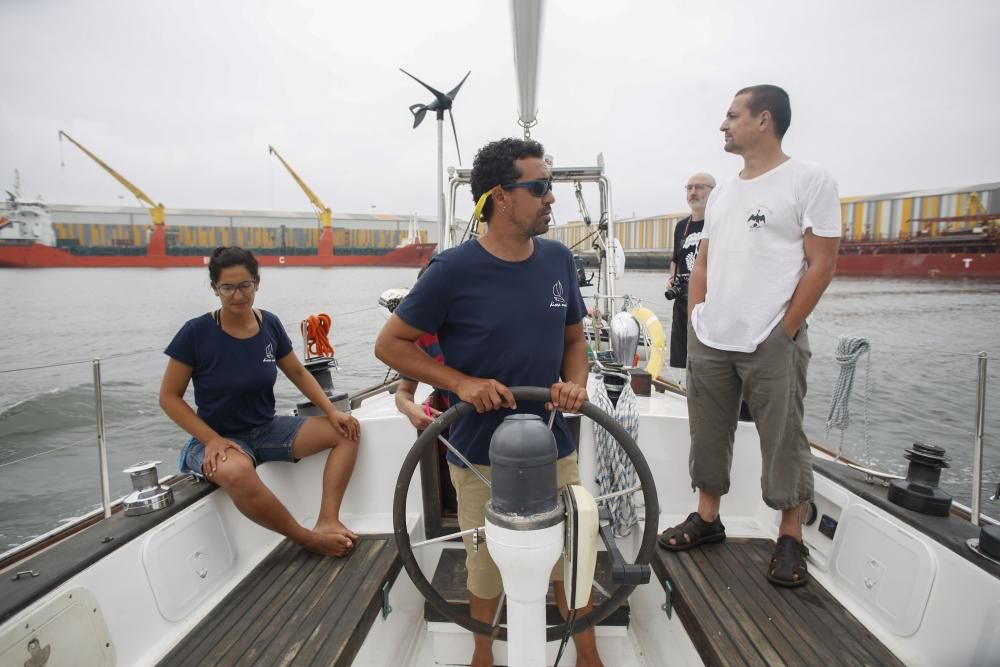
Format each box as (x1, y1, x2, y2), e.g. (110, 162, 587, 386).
(304, 313, 335, 358)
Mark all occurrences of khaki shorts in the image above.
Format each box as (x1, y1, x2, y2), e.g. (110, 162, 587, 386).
(449, 455, 581, 599)
(687, 321, 813, 510)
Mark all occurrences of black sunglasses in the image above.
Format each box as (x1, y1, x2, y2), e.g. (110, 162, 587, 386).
(502, 178, 553, 198)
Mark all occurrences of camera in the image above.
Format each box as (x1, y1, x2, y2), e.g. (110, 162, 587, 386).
(574, 254, 593, 287)
(664, 274, 689, 301)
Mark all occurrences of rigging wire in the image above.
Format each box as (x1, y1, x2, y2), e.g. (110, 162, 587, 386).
(0, 304, 386, 376)
(0, 412, 166, 470)
(807, 323, 998, 359)
(0, 346, 163, 375)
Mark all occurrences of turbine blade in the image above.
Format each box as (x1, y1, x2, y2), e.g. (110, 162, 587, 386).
(409, 104, 428, 128)
(448, 109, 462, 165)
(447, 70, 472, 99)
(399, 68, 445, 98)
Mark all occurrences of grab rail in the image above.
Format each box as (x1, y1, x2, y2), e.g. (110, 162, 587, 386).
(971, 352, 988, 526)
(93, 359, 112, 519)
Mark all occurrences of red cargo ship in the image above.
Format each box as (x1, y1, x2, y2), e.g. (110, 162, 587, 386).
(0, 195, 435, 269)
(836, 214, 1000, 279)
(0, 225, 436, 268)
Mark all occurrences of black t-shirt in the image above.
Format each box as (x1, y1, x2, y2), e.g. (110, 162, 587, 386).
(672, 216, 705, 276)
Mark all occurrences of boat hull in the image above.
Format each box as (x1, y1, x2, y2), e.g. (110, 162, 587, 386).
(576, 248, 1000, 278)
(834, 250, 1000, 278)
(0, 242, 436, 268)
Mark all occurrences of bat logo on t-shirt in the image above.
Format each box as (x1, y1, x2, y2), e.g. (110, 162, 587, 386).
(746, 206, 771, 231)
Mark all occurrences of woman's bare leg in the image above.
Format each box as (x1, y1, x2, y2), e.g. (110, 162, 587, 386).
(292, 416, 360, 541)
(211, 450, 353, 556)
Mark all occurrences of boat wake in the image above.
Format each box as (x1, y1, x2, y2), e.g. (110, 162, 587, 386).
(0, 386, 63, 416)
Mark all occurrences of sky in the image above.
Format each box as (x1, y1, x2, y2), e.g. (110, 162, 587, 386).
(2, 0, 999, 222)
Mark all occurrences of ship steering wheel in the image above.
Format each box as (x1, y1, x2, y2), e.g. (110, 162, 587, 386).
(392, 385, 660, 642)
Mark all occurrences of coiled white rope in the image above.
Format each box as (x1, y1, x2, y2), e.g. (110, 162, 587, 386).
(825, 336, 872, 459)
(590, 376, 639, 537)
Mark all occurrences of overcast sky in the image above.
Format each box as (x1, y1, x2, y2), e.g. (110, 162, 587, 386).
(2, 0, 998, 222)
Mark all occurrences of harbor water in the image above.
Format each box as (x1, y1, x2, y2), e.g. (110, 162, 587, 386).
(1, 267, 998, 550)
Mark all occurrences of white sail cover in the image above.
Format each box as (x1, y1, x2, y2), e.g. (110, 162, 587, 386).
(509, 0, 545, 127)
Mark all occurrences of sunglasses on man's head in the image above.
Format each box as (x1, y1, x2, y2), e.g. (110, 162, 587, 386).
(502, 178, 553, 198)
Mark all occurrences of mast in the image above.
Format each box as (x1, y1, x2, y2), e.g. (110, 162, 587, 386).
(509, 0, 545, 136)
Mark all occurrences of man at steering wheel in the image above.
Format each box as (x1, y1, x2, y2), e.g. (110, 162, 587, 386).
(375, 137, 601, 667)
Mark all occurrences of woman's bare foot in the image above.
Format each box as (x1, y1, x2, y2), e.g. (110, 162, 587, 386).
(301, 529, 354, 557)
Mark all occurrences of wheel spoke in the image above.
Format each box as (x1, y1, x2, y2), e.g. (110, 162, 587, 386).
(438, 434, 491, 488)
(593, 484, 641, 503)
(491, 591, 506, 629)
(411, 526, 484, 549)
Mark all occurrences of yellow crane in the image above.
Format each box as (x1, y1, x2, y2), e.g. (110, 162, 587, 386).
(268, 145, 332, 229)
(58, 130, 166, 227)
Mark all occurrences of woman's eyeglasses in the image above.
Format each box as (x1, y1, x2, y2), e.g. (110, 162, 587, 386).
(215, 280, 257, 296)
(502, 178, 553, 197)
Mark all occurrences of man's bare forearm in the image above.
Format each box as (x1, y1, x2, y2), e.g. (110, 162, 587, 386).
(375, 335, 465, 393)
(784, 234, 839, 334)
(561, 336, 590, 386)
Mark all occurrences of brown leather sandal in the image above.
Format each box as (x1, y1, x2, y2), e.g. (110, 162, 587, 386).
(658, 512, 726, 551)
(768, 535, 810, 587)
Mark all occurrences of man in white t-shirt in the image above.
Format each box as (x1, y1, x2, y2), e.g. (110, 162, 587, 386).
(658, 85, 841, 589)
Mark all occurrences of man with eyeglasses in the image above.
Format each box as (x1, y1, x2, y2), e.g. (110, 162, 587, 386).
(376, 138, 601, 666)
(665, 173, 716, 384)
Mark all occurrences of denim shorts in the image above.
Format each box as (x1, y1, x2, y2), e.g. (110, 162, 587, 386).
(179, 415, 308, 476)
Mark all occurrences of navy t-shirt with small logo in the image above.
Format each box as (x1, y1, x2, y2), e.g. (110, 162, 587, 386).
(393, 238, 587, 466)
(164, 310, 293, 435)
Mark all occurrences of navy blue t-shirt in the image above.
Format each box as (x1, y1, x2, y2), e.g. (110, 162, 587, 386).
(164, 310, 293, 435)
(393, 238, 587, 466)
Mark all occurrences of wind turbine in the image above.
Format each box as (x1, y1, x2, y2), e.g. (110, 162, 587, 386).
(400, 68, 470, 236)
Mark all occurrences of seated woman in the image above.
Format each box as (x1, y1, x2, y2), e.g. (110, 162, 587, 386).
(159, 246, 359, 557)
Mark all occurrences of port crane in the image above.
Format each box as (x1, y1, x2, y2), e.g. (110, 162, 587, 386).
(268, 145, 334, 256)
(58, 130, 168, 255)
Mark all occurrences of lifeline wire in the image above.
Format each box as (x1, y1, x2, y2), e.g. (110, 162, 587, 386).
(808, 323, 996, 359)
(0, 346, 162, 374)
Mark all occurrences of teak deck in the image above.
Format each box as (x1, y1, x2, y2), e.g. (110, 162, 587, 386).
(651, 538, 903, 667)
(426, 546, 630, 626)
(160, 535, 400, 667)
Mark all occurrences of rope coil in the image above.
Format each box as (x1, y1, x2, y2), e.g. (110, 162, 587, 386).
(590, 376, 639, 537)
(825, 335, 872, 458)
(303, 314, 335, 358)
